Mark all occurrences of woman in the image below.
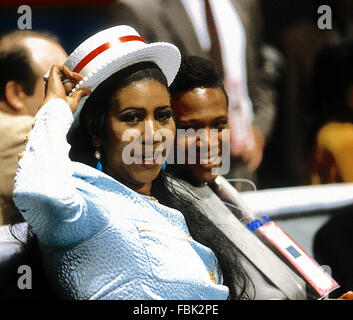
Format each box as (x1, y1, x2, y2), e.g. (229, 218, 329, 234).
(13, 26, 250, 300)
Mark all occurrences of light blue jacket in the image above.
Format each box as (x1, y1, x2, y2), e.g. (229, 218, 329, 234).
(13, 99, 229, 300)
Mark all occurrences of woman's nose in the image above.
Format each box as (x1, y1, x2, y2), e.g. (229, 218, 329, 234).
(142, 119, 159, 145)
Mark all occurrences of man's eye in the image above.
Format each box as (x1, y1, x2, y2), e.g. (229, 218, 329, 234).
(213, 121, 228, 129)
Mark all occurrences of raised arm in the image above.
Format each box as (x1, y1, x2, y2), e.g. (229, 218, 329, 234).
(13, 66, 97, 246)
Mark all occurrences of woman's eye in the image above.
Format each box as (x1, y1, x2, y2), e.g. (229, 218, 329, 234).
(120, 112, 143, 123)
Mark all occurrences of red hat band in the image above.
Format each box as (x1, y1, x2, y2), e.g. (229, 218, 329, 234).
(73, 35, 146, 73)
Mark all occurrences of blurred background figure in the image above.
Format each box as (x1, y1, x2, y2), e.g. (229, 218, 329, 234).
(308, 39, 353, 298)
(0, 29, 67, 225)
(0, 29, 67, 299)
(261, 0, 353, 188)
(309, 39, 353, 184)
(108, 0, 279, 191)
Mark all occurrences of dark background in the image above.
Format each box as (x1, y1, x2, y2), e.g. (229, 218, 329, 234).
(0, 0, 319, 55)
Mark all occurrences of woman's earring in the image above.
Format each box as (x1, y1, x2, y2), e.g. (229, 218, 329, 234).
(92, 135, 103, 172)
(161, 162, 167, 171)
(95, 150, 103, 172)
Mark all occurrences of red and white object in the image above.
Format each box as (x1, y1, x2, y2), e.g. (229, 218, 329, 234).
(258, 221, 339, 298)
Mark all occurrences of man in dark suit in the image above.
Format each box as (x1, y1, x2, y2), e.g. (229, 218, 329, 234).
(108, 0, 277, 190)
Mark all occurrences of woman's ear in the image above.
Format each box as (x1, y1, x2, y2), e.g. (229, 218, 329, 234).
(92, 134, 102, 148)
(86, 118, 98, 136)
(4, 81, 27, 112)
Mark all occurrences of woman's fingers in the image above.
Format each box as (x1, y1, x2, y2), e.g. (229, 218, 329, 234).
(42, 64, 90, 113)
(58, 65, 83, 95)
(59, 65, 83, 84)
(47, 65, 64, 90)
(68, 87, 91, 113)
(47, 65, 83, 95)
(63, 81, 75, 94)
(329, 291, 353, 300)
(339, 291, 353, 300)
(43, 65, 67, 102)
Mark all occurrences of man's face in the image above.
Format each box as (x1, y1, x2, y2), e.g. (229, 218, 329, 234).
(21, 37, 67, 116)
(172, 87, 230, 184)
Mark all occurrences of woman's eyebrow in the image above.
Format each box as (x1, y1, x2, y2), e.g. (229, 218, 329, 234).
(119, 107, 145, 113)
(119, 106, 172, 113)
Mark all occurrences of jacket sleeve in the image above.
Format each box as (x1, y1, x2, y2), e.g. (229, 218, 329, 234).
(13, 98, 108, 246)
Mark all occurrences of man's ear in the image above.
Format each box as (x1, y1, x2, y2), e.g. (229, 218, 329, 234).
(4, 81, 27, 112)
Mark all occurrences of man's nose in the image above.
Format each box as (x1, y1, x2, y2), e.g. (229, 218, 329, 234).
(195, 127, 218, 150)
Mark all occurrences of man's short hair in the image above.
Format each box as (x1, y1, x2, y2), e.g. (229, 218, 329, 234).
(169, 55, 228, 106)
(0, 30, 59, 100)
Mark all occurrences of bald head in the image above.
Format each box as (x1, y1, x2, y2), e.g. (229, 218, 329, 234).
(0, 30, 67, 116)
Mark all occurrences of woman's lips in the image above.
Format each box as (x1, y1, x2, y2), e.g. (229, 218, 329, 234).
(133, 155, 162, 169)
(140, 157, 159, 168)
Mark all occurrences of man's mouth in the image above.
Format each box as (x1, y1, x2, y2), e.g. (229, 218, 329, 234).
(195, 152, 222, 168)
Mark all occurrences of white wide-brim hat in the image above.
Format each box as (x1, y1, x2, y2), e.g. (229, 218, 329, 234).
(61, 25, 181, 118)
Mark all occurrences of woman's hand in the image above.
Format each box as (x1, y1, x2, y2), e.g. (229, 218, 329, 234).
(328, 291, 353, 300)
(41, 65, 91, 113)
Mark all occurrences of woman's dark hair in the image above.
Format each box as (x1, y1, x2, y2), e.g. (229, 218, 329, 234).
(152, 173, 254, 299)
(68, 61, 253, 299)
(4, 224, 57, 299)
